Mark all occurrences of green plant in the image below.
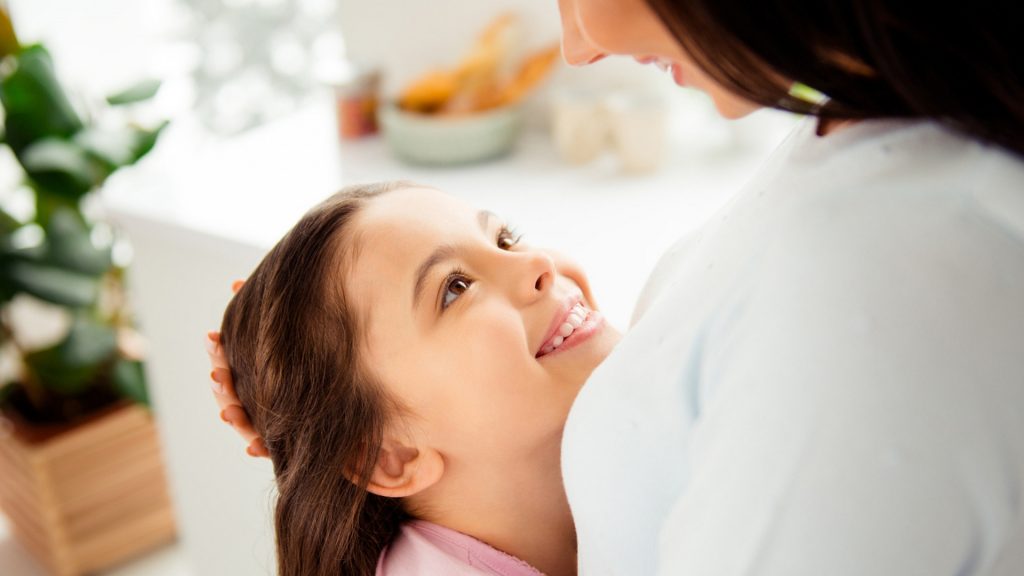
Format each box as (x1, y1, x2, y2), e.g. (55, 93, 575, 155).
(0, 7, 166, 423)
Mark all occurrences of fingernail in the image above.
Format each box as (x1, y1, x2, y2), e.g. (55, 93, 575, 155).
(210, 371, 225, 394)
(246, 445, 257, 457)
(220, 409, 230, 423)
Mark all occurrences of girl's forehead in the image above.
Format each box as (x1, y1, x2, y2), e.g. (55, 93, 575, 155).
(360, 187, 471, 226)
(346, 188, 475, 292)
(351, 189, 481, 261)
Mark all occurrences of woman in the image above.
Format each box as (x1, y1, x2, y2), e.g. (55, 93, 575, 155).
(212, 182, 619, 575)
(216, 0, 1024, 573)
(556, 1, 1024, 575)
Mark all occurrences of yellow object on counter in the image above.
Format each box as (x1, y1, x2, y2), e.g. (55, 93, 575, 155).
(398, 13, 559, 116)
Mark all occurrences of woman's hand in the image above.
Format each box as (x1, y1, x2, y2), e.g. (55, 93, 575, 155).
(206, 280, 269, 458)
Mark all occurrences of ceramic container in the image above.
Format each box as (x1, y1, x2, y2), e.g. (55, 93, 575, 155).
(378, 102, 525, 166)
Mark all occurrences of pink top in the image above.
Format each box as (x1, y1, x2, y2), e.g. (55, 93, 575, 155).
(376, 520, 546, 576)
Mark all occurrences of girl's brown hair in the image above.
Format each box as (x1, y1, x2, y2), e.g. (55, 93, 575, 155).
(645, 0, 1023, 156)
(220, 182, 410, 576)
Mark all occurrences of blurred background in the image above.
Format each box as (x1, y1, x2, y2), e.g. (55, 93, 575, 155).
(0, 0, 796, 574)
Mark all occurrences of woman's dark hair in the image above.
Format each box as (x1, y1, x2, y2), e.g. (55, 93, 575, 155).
(645, 0, 1023, 156)
(220, 182, 411, 576)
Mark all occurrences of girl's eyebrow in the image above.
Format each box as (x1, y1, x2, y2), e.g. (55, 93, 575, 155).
(477, 209, 496, 230)
(411, 210, 495, 311)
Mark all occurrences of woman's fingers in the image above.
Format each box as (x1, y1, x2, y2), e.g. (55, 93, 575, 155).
(207, 333, 236, 413)
(206, 331, 231, 370)
(207, 328, 267, 457)
(209, 280, 265, 457)
(247, 437, 270, 458)
(221, 404, 260, 444)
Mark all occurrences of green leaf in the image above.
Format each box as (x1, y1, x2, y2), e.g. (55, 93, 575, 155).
(24, 314, 117, 395)
(112, 358, 148, 406)
(33, 189, 77, 229)
(0, 279, 15, 306)
(2, 254, 100, 307)
(128, 120, 168, 164)
(20, 137, 105, 199)
(105, 78, 161, 106)
(0, 45, 83, 156)
(43, 207, 112, 275)
(22, 138, 93, 174)
(74, 120, 167, 170)
(74, 126, 138, 168)
(0, 383, 14, 412)
(0, 205, 21, 235)
(0, 208, 24, 303)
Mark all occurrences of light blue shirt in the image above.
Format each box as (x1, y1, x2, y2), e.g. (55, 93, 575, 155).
(562, 118, 1024, 575)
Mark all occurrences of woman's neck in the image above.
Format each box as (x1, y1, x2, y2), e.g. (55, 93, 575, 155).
(409, 437, 577, 576)
(816, 116, 858, 137)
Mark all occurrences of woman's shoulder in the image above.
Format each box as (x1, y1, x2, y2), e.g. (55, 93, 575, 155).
(771, 118, 1024, 269)
(795, 117, 1024, 194)
(376, 521, 544, 576)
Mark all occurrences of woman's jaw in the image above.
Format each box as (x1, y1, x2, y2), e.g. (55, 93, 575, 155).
(559, 0, 762, 118)
(633, 55, 686, 87)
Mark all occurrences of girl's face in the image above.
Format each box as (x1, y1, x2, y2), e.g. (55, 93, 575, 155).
(557, 0, 761, 118)
(347, 188, 621, 464)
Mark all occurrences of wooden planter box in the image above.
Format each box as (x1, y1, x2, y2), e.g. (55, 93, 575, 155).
(0, 402, 177, 576)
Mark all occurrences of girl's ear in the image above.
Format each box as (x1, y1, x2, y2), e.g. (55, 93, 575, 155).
(365, 439, 444, 498)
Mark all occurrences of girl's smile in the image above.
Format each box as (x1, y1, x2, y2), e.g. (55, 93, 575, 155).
(535, 294, 605, 359)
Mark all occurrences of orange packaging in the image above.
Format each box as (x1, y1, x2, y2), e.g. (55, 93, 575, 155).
(334, 65, 381, 139)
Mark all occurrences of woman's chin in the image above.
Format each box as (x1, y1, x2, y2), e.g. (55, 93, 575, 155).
(714, 99, 761, 119)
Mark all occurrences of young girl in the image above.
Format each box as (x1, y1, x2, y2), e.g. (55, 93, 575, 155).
(211, 181, 620, 575)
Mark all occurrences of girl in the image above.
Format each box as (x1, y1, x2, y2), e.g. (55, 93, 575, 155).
(211, 181, 620, 575)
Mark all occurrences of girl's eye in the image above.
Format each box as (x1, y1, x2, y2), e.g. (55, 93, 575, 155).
(441, 275, 472, 310)
(497, 225, 521, 250)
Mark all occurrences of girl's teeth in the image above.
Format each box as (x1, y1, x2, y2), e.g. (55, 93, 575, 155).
(541, 303, 593, 356)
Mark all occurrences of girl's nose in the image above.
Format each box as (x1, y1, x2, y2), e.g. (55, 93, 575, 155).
(514, 251, 556, 304)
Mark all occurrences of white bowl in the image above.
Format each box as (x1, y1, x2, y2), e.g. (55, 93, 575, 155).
(378, 102, 525, 166)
